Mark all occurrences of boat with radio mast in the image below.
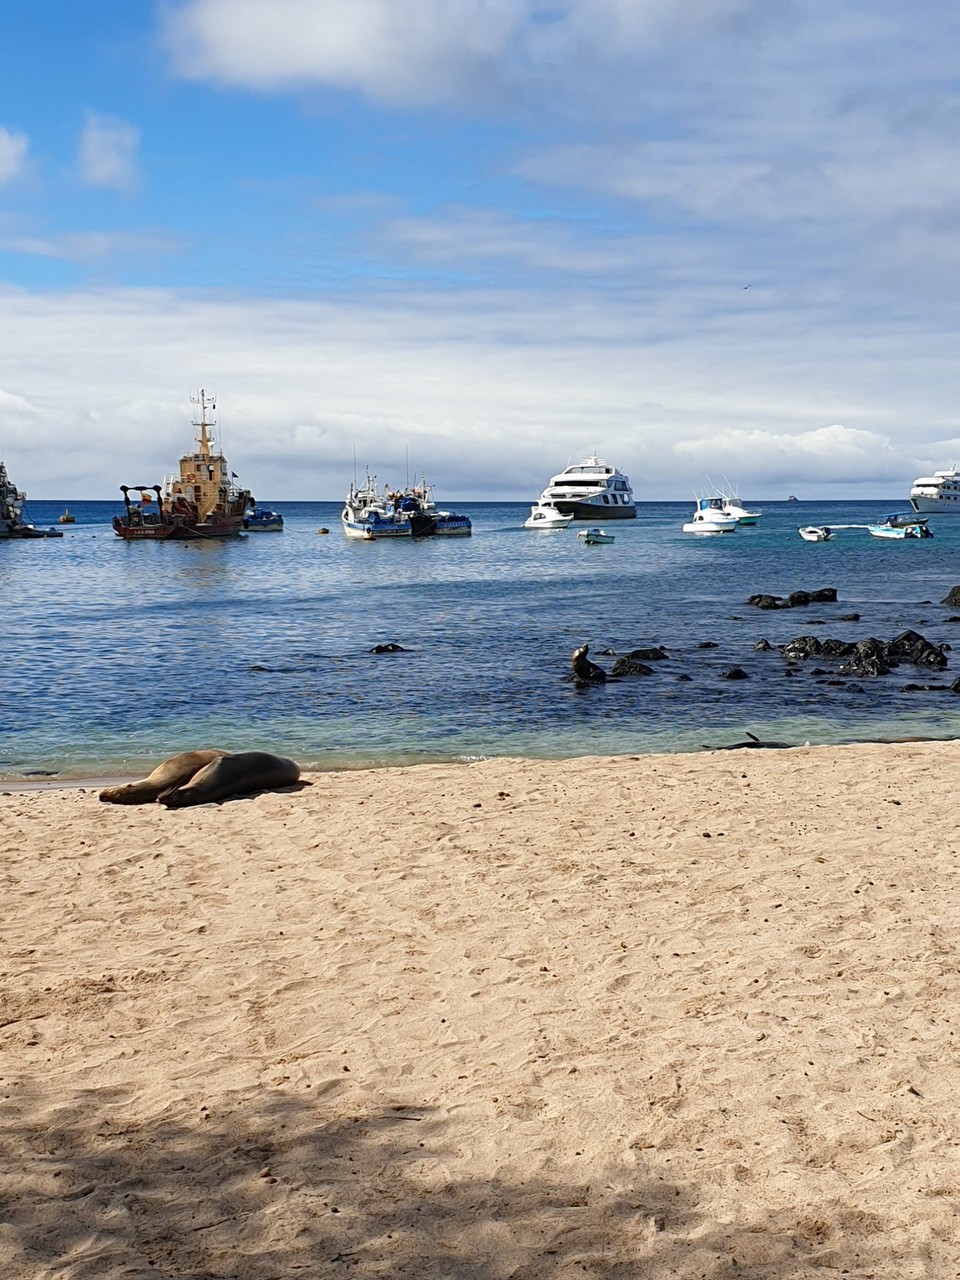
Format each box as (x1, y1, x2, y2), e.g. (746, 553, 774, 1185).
(112, 389, 253, 540)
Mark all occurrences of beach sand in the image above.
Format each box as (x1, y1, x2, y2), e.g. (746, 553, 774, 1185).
(2, 741, 960, 1278)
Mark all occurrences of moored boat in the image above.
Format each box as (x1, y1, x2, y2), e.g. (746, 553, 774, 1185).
(867, 513, 933, 540)
(0, 461, 62, 539)
(798, 526, 834, 542)
(342, 471, 471, 540)
(536, 456, 636, 520)
(523, 500, 574, 529)
(682, 497, 738, 535)
(577, 527, 615, 544)
(58, 507, 76, 524)
(112, 390, 252, 541)
(716, 486, 762, 524)
(244, 507, 284, 532)
(909, 465, 960, 513)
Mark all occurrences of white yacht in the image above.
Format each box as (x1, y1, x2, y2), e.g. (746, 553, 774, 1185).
(537, 456, 636, 520)
(909, 465, 960, 513)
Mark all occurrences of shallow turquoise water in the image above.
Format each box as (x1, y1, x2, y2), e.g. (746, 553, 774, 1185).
(3, 497, 960, 779)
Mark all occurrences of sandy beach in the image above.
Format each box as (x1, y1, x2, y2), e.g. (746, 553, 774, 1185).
(2, 740, 960, 1278)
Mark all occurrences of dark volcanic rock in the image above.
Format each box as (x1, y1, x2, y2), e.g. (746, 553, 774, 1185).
(942, 587, 960, 608)
(611, 657, 654, 677)
(779, 636, 823, 660)
(370, 642, 408, 653)
(754, 638, 773, 652)
(774, 628, 947, 680)
(720, 667, 749, 680)
(747, 587, 838, 610)
(624, 646, 669, 662)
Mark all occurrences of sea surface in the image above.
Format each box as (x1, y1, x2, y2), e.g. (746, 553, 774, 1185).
(3, 497, 960, 781)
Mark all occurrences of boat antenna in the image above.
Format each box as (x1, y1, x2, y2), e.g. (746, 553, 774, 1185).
(353, 443, 357, 488)
(405, 446, 409, 490)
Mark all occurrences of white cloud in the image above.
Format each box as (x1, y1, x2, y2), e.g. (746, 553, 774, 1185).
(159, 0, 774, 105)
(0, 229, 185, 265)
(78, 112, 141, 191)
(0, 126, 29, 185)
(672, 425, 907, 488)
(0, 281, 947, 501)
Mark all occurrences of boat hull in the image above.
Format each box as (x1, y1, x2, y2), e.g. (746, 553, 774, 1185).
(682, 521, 737, 535)
(550, 500, 636, 520)
(867, 524, 931, 539)
(244, 510, 284, 532)
(113, 515, 246, 540)
(910, 496, 959, 513)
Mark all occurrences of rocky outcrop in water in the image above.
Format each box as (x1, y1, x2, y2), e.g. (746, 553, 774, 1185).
(774, 629, 947, 679)
(611, 656, 654, 677)
(747, 587, 838, 610)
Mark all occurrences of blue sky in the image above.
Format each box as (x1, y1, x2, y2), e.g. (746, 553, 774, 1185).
(2, 0, 960, 500)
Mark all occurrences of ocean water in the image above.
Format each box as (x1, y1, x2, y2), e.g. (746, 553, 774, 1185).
(3, 496, 960, 780)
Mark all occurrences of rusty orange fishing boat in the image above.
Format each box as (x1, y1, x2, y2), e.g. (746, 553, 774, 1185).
(113, 390, 252, 541)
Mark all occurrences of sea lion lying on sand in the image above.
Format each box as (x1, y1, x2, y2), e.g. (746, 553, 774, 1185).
(99, 749, 301, 807)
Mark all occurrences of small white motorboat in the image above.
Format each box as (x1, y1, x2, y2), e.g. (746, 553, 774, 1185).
(523, 500, 574, 530)
(798, 526, 834, 542)
(577, 527, 615, 544)
(682, 497, 738, 535)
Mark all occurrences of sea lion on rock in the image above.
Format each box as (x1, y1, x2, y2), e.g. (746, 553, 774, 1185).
(99, 749, 228, 804)
(158, 751, 301, 807)
(99, 749, 300, 807)
(571, 644, 607, 684)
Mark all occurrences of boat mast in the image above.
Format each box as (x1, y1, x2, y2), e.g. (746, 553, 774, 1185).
(191, 388, 216, 461)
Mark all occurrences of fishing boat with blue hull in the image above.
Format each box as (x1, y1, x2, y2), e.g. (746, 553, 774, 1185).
(342, 471, 472, 540)
(867, 513, 933, 540)
(244, 507, 284, 532)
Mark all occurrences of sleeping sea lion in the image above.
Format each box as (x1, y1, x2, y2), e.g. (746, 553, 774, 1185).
(99, 749, 228, 804)
(158, 751, 301, 807)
